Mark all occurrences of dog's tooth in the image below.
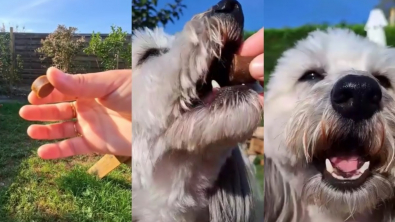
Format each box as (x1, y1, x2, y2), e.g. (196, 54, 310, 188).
(331, 172, 346, 180)
(358, 161, 370, 173)
(325, 159, 334, 173)
(350, 173, 362, 180)
(211, 80, 220, 89)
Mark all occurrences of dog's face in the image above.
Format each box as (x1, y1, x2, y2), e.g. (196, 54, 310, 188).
(132, 0, 262, 150)
(265, 28, 395, 216)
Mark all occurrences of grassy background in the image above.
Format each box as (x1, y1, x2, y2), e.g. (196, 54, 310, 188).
(0, 102, 131, 222)
(264, 24, 395, 84)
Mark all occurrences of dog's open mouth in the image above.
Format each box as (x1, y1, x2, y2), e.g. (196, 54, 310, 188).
(193, 51, 249, 107)
(312, 137, 382, 190)
(180, 0, 263, 109)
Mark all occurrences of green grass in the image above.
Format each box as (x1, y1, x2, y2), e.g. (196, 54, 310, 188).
(0, 102, 131, 222)
(254, 155, 263, 191)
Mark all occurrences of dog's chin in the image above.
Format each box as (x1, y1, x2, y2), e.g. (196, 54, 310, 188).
(302, 135, 394, 215)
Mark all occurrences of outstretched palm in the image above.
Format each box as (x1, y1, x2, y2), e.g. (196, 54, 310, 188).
(20, 68, 131, 159)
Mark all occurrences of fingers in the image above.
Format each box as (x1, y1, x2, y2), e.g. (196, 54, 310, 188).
(239, 28, 264, 56)
(28, 88, 76, 105)
(249, 54, 264, 81)
(19, 103, 74, 121)
(46, 67, 131, 99)
(37, 137, 93, 159)
(27, 121, 78, 140)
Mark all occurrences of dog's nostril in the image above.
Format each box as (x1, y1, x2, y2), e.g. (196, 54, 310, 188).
(331, 74, 382, 122)
(331, 89, 352, 104)
(212, 0, 240, 13)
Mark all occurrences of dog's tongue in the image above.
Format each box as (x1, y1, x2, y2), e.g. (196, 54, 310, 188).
(202, 89, 218, 104)
(330, 156, 359, 173)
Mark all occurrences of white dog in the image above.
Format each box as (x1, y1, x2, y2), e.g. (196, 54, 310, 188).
(131, 0, 263, 221)
(264, 28, 395, 222)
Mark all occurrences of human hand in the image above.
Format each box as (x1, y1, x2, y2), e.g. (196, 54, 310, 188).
(238, 28, 264, 104)
(19, 67, 132, 159)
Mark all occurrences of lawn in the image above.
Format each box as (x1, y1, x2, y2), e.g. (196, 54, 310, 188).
(254, 156, 263, 191)
(0, 102, 132, 222)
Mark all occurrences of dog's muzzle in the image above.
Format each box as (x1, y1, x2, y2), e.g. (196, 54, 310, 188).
(309, 74, 387, 190)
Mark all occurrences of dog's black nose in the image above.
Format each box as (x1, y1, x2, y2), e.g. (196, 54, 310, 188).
(212, 0, 241, 14)
(331, 75, 382, 121)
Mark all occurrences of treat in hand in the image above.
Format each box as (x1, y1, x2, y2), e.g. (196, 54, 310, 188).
(230, 54, 256, 85)
(31, 75, 54, 98)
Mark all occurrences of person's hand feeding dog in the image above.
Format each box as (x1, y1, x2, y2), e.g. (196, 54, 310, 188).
(239, 27, 264, 104)
(19, 67, 131, 160)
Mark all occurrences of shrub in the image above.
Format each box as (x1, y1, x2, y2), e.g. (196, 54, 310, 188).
(36, 25, 85, 73)
(84, 26, 131, 70)
(264, 24, 395, 83)
(0, 34, 23, 93)
(0, 24, 24, 94)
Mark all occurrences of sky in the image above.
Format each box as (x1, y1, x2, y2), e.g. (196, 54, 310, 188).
(0, 0, 130, 33)
(157, 0, 382, 33)
(3, 0, 380, 34)
(157, 0, 264, 34)
(265, 0, 379, 28)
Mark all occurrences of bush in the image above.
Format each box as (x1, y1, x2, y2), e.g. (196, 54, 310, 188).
(84, 26, 131, 70)
(0, 34, 23, 94)
(264, 24, 395, 83)
(36, 25, 85, 73)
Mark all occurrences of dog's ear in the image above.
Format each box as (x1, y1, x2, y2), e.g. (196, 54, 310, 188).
(132, 27, 174, 68)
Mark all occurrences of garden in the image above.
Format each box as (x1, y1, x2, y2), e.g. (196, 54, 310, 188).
(0, 24, 132, 221)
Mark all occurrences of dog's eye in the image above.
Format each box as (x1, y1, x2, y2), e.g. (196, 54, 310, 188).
(375, 75, 391, 89)
(137, 47, 169, 66)
(299, 70, 324, 82)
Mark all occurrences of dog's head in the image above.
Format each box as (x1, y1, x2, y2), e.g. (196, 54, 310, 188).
(132, 0, 262, 150)
(265, 28, 395, 216)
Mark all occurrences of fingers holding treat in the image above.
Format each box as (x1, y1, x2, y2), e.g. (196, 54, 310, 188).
(29, 75, 76, 105)
(31, 75, 54, 98)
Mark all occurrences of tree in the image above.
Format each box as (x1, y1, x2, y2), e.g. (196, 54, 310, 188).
(84, 25, 131, 70)
(35, 25, 85, 73)
(132, 0, 186, 31)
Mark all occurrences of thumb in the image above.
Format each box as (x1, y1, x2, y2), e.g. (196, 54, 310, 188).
(249, 54, 264, 81)
(46, 67, 130, 99)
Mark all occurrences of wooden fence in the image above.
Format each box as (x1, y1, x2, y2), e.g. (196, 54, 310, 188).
(244, 126, 264, 165)
(7, 27, 131, 85)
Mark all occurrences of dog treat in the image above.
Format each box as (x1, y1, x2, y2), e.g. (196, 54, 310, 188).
(230, 54, 256, 84)
(31, 75, 54, 98)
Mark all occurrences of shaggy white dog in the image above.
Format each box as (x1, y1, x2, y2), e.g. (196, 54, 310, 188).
(131, 0, 263, 221)
(264, 28, 395, 222)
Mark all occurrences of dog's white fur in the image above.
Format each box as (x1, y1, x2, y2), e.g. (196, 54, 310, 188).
(264, 28, 395, 222)
(131, 7, 263, 222)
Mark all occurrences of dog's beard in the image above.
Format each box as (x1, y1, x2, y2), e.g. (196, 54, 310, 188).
(265, 28, 395, 219)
